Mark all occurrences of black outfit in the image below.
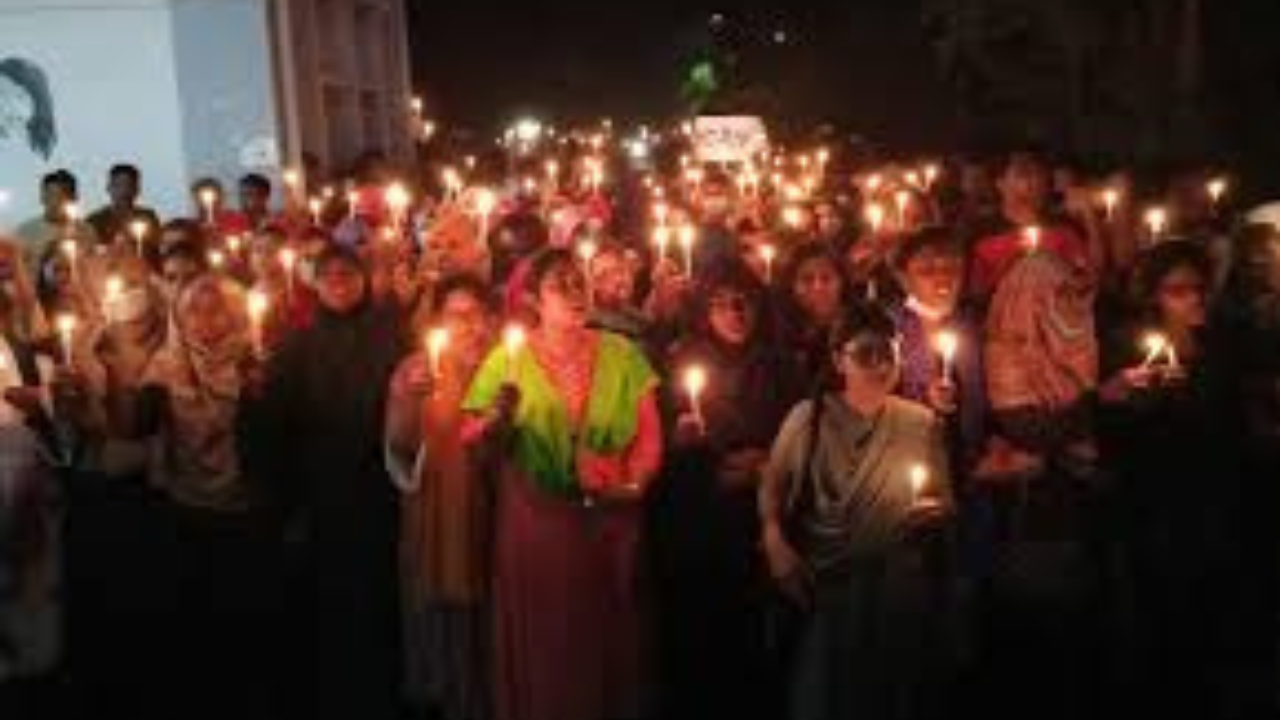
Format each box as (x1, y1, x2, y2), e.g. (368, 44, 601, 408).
(649, 335, 800, 720)
(246, 298, 408, 720)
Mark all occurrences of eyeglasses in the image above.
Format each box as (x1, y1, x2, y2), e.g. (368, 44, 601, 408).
(840, 333, 900, 368)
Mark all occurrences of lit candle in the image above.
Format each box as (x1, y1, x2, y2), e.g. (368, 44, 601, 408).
(935, 330, 959, 382)
(865, 173, 883, 194)
(199, 188, 217, 225)
(441, 168, 462, 202)
(653, 227, 671, 266)
(578, 239, 599, 307)
(283, 169, 302, 204)
(130, 219, 148, 256)
(1100, 188, 1120, 221)
(308, 197, 323, 227)
(894, 190, 912, 230)
(760, 243, 777, 284)
(426, 326, 450, 380)
(1207, 177, 1228, 211)
(652, 202, 669, 227)
(678, 225, 697, 279)
(247, 289, 269, 356)
(865, 202, 886, 235)
(208, 249, 226, 271)
(1024, 225, 1042, 254)
(1139, 332, 1169, 370)
(56, 314, 77, 366)
(227, 234, 243, 257)
(503, 325, 526, 383)
(782, 205, 805, 230)
(1144, 206, 1168, 242)
(908, 463, 930, 508)
(346, 190, 359, 221)
(904, 170, 923, 190)
(682, 364, 708, 432)
(385, 182, 411, 229)
(279, 247, 297, 298)
(545, 160, 560, 187)
(474, 188, 497, 245)
(923, 164, 940, 193)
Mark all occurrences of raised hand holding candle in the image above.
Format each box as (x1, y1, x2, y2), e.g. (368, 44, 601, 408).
(682, 364, 708, 433)
(385, 183, 411, 230)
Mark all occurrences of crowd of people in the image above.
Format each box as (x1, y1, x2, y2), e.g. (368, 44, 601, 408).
(0, 127, 1279, 720)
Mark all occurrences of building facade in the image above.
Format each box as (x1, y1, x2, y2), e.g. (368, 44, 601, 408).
(0, 0, 411, 221)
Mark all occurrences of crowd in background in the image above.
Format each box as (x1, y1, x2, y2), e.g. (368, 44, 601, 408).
(0, 130, 1279, 720)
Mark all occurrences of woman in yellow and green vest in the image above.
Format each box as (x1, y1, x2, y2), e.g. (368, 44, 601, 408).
(463, 248, 663, 720)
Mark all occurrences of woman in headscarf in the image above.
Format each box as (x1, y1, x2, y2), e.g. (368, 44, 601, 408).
(1096, 240, 1241, 717)
(385, 273, 496, 720)
(759, 303, 955, 720)
(651, 259, 799, 720)
(134, 273, 277, 720)
(247, 243, 408, 720)
(462, 248, 662, 720)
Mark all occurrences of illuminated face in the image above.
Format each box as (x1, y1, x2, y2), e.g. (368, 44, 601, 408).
(706, 288, 756, 347)
(437, 289, 490, 357)
(900, 245, 963, 316)
(589, 249, 636, 309)
(535, 259, 588, 328)
(1155, 264, 1207, 330)
(315, 259, 367, 314)
(181, 282, 238, 350)
(793, 256, 843, 325)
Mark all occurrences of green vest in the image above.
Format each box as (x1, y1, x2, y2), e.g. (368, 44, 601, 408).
(463, 332, 657, 498)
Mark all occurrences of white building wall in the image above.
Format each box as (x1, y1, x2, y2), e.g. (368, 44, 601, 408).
(0, 0, 191, 222)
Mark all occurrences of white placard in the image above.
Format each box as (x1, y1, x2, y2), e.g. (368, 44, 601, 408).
(693, 116, 769, 164)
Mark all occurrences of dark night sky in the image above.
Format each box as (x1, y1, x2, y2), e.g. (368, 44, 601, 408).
(406, 4, 955, 149)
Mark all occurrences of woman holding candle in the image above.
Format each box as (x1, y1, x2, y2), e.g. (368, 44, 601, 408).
(651, 259, 799, 720)
(890, 228, 986, 468)
(462, 248, 662, 720)
(385, 273, 496, 720)
(247, 244, 408, 720)
(759, 303, 954, 720)
(1096, 240, 1241, 716)
(49, 254, 171, 718)
(133, 273, 277, 720)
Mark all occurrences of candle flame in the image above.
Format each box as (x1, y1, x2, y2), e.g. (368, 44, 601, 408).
(683, 365, 707, 398)
(935, 330, 959, 361)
